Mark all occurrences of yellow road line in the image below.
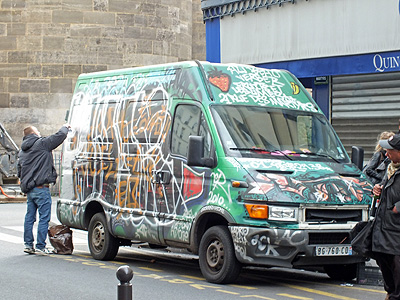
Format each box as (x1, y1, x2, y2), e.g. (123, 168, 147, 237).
(230, 284, 258, 290)
(283, 284, 357, 300)
(277, 293, 313, 300)
(245, 272, 385, 296)
(136, 273, 164, 279)
(110, 260, 126, 265)
(217, 289, 240, 295)
(138, 266, 162, 272)
(181, 275, 206, 281)
(240, 295, 276, 300)
(74, 253, 91, 258)
(190, 283, 219, 290)
(333, 284, 386, 295)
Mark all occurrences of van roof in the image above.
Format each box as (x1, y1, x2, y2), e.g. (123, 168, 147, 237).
(75, 61, 320, 113)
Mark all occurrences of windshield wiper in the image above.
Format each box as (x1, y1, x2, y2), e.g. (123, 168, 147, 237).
(229, 148, 293, 160)
(299, 152, 341, 163)
(230, 147, 268, 152)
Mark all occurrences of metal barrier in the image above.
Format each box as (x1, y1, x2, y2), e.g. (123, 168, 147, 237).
(117, 265, 134, 300)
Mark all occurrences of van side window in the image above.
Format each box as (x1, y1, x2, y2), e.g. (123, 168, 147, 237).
(199, 114, 213, 158)
(89, 103, 116, 143)
(171, 105, 212, 158)
(81, 102, 116, 158)
(124, 100, 165, 144)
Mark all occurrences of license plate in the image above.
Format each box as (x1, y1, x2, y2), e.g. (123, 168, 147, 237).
(315, 245, 352, 256)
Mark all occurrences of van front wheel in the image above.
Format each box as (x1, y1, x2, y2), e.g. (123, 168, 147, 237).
(88, 213, 119, 260)
(199, 226, 241, 284)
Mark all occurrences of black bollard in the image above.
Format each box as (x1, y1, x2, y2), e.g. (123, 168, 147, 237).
(116, 265, 134, 300)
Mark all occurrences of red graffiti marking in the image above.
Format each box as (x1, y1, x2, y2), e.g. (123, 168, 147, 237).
(183, 166, 205, 202)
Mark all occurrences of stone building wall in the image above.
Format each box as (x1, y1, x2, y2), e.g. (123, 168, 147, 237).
(0, 0, 206, 146)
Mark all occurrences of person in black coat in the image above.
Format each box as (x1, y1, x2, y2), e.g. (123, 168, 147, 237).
(372, 133, 400, 300)
(364, 131, 395, 185)
(18, 124, 70, 255)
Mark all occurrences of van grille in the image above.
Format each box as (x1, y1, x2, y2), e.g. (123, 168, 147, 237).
(308, 232, 350, 245)
(305, 209, 362, 223)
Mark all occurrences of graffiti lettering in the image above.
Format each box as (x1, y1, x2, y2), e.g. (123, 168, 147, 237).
(219, 92, 248, 104)
(241, 159, 332, 173)
(223, 65, 315, 112)
(251, 235, 280, 256)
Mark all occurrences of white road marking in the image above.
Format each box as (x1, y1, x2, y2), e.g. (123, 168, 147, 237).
(0, 232, 22, 244)
(0, 226, 87, 245)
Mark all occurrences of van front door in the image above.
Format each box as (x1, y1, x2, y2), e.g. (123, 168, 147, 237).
(158, 103, 215, 245)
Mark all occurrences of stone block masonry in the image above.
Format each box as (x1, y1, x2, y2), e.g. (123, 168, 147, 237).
(0, 0, 205, 146)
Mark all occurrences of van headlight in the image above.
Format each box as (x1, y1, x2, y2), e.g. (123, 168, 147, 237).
(268, 206, 298, 222)
(245, 204, 298, 221)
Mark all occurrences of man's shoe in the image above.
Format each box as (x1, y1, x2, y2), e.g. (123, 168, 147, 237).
(35, 248, 52, 255)
(23, 247, 35, 254)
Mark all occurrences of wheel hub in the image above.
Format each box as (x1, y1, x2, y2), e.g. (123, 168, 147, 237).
(92, 222, 105, 250)
(206, 240, 224, 270)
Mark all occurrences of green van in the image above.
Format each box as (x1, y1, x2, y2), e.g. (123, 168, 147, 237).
(57, 61, 372, 283)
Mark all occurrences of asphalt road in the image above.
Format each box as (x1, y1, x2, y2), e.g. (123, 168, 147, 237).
(0, 200, 387, 300)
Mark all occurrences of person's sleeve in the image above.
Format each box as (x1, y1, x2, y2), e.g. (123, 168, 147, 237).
(363, 152, 382, 180)
(17, 153, 21, 178)
(365, 168, 380, 180)
(41, 126, 69, 151)
(364, 152, 381, 172)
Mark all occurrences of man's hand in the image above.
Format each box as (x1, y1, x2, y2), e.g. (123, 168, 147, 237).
(373, 184, 382, 197)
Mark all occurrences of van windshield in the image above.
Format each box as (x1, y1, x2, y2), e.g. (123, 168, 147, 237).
(211, 105, 349, 163)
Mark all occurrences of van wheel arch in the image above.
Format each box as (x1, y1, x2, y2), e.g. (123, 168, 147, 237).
(83, 201, 132, 249)
(83, 200, 105, 230)
(190, 210, 233, 255)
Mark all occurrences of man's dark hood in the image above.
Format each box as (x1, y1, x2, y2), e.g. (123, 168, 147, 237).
(21, 134, 39, 151)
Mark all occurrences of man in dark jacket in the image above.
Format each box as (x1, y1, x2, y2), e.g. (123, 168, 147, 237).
(18, 124, 69, 255)
(372, 133, 400, 300)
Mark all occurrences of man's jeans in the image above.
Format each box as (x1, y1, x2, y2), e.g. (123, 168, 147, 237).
(24, 187, 52, 250)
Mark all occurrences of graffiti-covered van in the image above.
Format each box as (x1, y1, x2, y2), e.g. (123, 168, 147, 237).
(57, 61, 372, 283)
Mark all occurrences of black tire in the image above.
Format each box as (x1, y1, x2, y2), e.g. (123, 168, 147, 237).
(324, 263, 358, 281)
(88, 213, 119, 260)
(199, 225, 242, 284)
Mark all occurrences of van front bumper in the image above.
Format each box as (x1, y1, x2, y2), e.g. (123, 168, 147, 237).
(229, 225, 364, 268)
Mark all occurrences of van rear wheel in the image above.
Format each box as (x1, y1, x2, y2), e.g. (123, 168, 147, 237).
(88, 212, 119, 260)
(199, 225, 241, 284)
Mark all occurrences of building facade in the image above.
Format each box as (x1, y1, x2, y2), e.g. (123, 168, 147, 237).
(0, 0, 205, 145)
(201, 0, 400, 158)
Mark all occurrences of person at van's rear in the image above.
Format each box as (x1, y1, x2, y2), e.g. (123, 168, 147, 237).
(372, 133, 400, 300)
(18, 124, 70, 255)
(363, 131, 395, 185)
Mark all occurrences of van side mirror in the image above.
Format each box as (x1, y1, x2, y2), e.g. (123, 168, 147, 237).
(351, 146, 364, 170)
(187, 136, 214, 168)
